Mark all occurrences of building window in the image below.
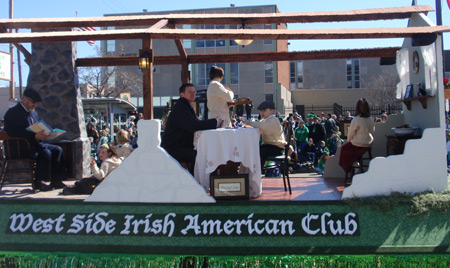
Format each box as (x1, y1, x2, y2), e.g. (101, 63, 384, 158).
(229, 25, 238, 46)
(205, 40, 215, 47)
(289, 61, 303, 89)
(290, 61, 296, 90)
(346, 59, 360, 89)
(264, 24, 272, 45)
(196, 40, 205, 48)
(265, 62, 273, 83)
(160, 96, 171, 107)
(215, 25, 225, 47)
(196, 64, 208, 86)
(297, 61, 303, 88)
(265, 94, 273, 102)
(107, 66, 115, 86)
(230, 63, 239, 84)
(182, 25, 192, 49)
(195, 63, 227, 86)
(106, 27, 115, 54)
(196, 24, 226, 48)
(153, 97, 161, 107)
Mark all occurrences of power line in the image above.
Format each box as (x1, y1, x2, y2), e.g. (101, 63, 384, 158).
(101, 0, 121, 13)
(110, 0, 129, 13)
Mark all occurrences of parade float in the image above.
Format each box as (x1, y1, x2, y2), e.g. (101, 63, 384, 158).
(0, 3, 449, 267)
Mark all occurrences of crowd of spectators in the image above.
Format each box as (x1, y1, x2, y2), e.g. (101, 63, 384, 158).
(64, 113, 139, 194)
(273, 112, 343, 173)
(273, 106, 387, 175)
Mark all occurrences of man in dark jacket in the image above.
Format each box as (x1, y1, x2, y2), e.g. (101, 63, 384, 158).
(324, 113, 337, 139)
(4, 88, 66, 191)
(161, 83, 221, 172)
(309, 116, 326, 146)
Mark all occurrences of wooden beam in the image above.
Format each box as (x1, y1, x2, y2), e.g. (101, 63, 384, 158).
(0, 5, 433, 29)
(136, 26, 450, 40)
(76, 55, 183, 66)
(13, 43, 31, 64)
(169, 22, 189, 83)
(174, 39, 187, 59)
(0, 26, 449, 44)
(0, 26, 31, 65)
(181, 62, 189, 84)
(147, 19, 169, 30)
(186, 47, 401, 63)
(167, 24, 187, 60)
(76, 47, 400, 67)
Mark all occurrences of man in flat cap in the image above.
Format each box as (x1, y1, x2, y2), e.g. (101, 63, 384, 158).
(4, 87, 66, 191)
(244, 100, 287, 171)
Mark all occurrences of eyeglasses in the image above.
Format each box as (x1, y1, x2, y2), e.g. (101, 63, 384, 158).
(25, 97, 37, 104)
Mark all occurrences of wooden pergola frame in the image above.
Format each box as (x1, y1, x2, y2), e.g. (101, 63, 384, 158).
(0, 4, 449, 119)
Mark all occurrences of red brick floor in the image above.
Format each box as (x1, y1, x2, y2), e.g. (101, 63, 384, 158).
(253, 173, 344, 201)
(0, 173, 345, 201)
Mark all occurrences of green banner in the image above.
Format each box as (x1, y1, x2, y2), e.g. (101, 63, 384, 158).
(0, 200, 449, 255)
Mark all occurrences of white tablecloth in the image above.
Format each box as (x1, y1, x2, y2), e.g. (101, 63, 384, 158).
(193, 128, 262, 198)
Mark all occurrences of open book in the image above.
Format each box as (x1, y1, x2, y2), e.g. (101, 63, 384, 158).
(26, 120, 66, 139)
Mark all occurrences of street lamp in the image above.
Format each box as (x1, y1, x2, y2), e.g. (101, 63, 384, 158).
(138, 49, 153, 70)
(234, 20, 253, 47)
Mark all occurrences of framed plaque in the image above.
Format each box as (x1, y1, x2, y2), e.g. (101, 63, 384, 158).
(210, 174, 249, 200)
(404, 84, 413, 99)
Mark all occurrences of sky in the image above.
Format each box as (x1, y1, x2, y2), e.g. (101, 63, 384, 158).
(0, 0, 449, 87)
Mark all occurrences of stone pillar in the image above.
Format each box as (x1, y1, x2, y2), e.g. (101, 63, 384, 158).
(26, 36, 90, 179)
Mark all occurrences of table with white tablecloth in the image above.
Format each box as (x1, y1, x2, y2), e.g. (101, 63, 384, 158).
(193, 128, 262, 198)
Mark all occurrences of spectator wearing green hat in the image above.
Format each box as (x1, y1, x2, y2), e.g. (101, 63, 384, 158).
(309, 116, 326, 146)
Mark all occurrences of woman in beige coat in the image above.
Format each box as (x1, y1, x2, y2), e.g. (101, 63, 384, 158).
(339, 98, 375, 174)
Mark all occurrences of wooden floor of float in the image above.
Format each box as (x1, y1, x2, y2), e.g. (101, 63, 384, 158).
(0, 173, 345, 201)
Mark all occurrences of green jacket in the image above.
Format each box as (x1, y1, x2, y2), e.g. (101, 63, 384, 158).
(294, 126, 309, 142)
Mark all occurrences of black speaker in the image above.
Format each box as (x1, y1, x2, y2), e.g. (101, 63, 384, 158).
(235, 104, 244, 117)
(411, 33, 437, 47)
(380, 57, 396, 65)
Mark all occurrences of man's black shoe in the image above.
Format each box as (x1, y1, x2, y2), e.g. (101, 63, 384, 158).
(34, 181, 52, 192)
(50, 181, 67, 189)
(62, 187, 78, 195)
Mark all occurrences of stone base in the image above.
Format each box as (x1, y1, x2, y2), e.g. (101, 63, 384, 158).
(74, 137, 92, 179)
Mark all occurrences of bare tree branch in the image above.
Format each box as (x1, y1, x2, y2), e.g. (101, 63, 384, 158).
(78, 43, 141, 98)
(366, 69, 399, 108)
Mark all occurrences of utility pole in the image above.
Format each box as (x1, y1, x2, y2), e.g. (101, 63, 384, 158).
(9, 0, 14, 100)
(435, 0, 448, 111)
(16, 29, 22, 98)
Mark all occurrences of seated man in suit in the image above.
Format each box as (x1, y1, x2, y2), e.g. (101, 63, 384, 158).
(161, 83, 222, 173)
(3, 87, 66, 191)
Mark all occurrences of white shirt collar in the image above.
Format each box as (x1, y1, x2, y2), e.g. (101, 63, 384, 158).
(20, 102, 30, 113)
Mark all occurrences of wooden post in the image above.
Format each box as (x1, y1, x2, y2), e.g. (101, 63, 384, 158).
(142, 37, 153, 119)
(181, 62, 190, 84)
